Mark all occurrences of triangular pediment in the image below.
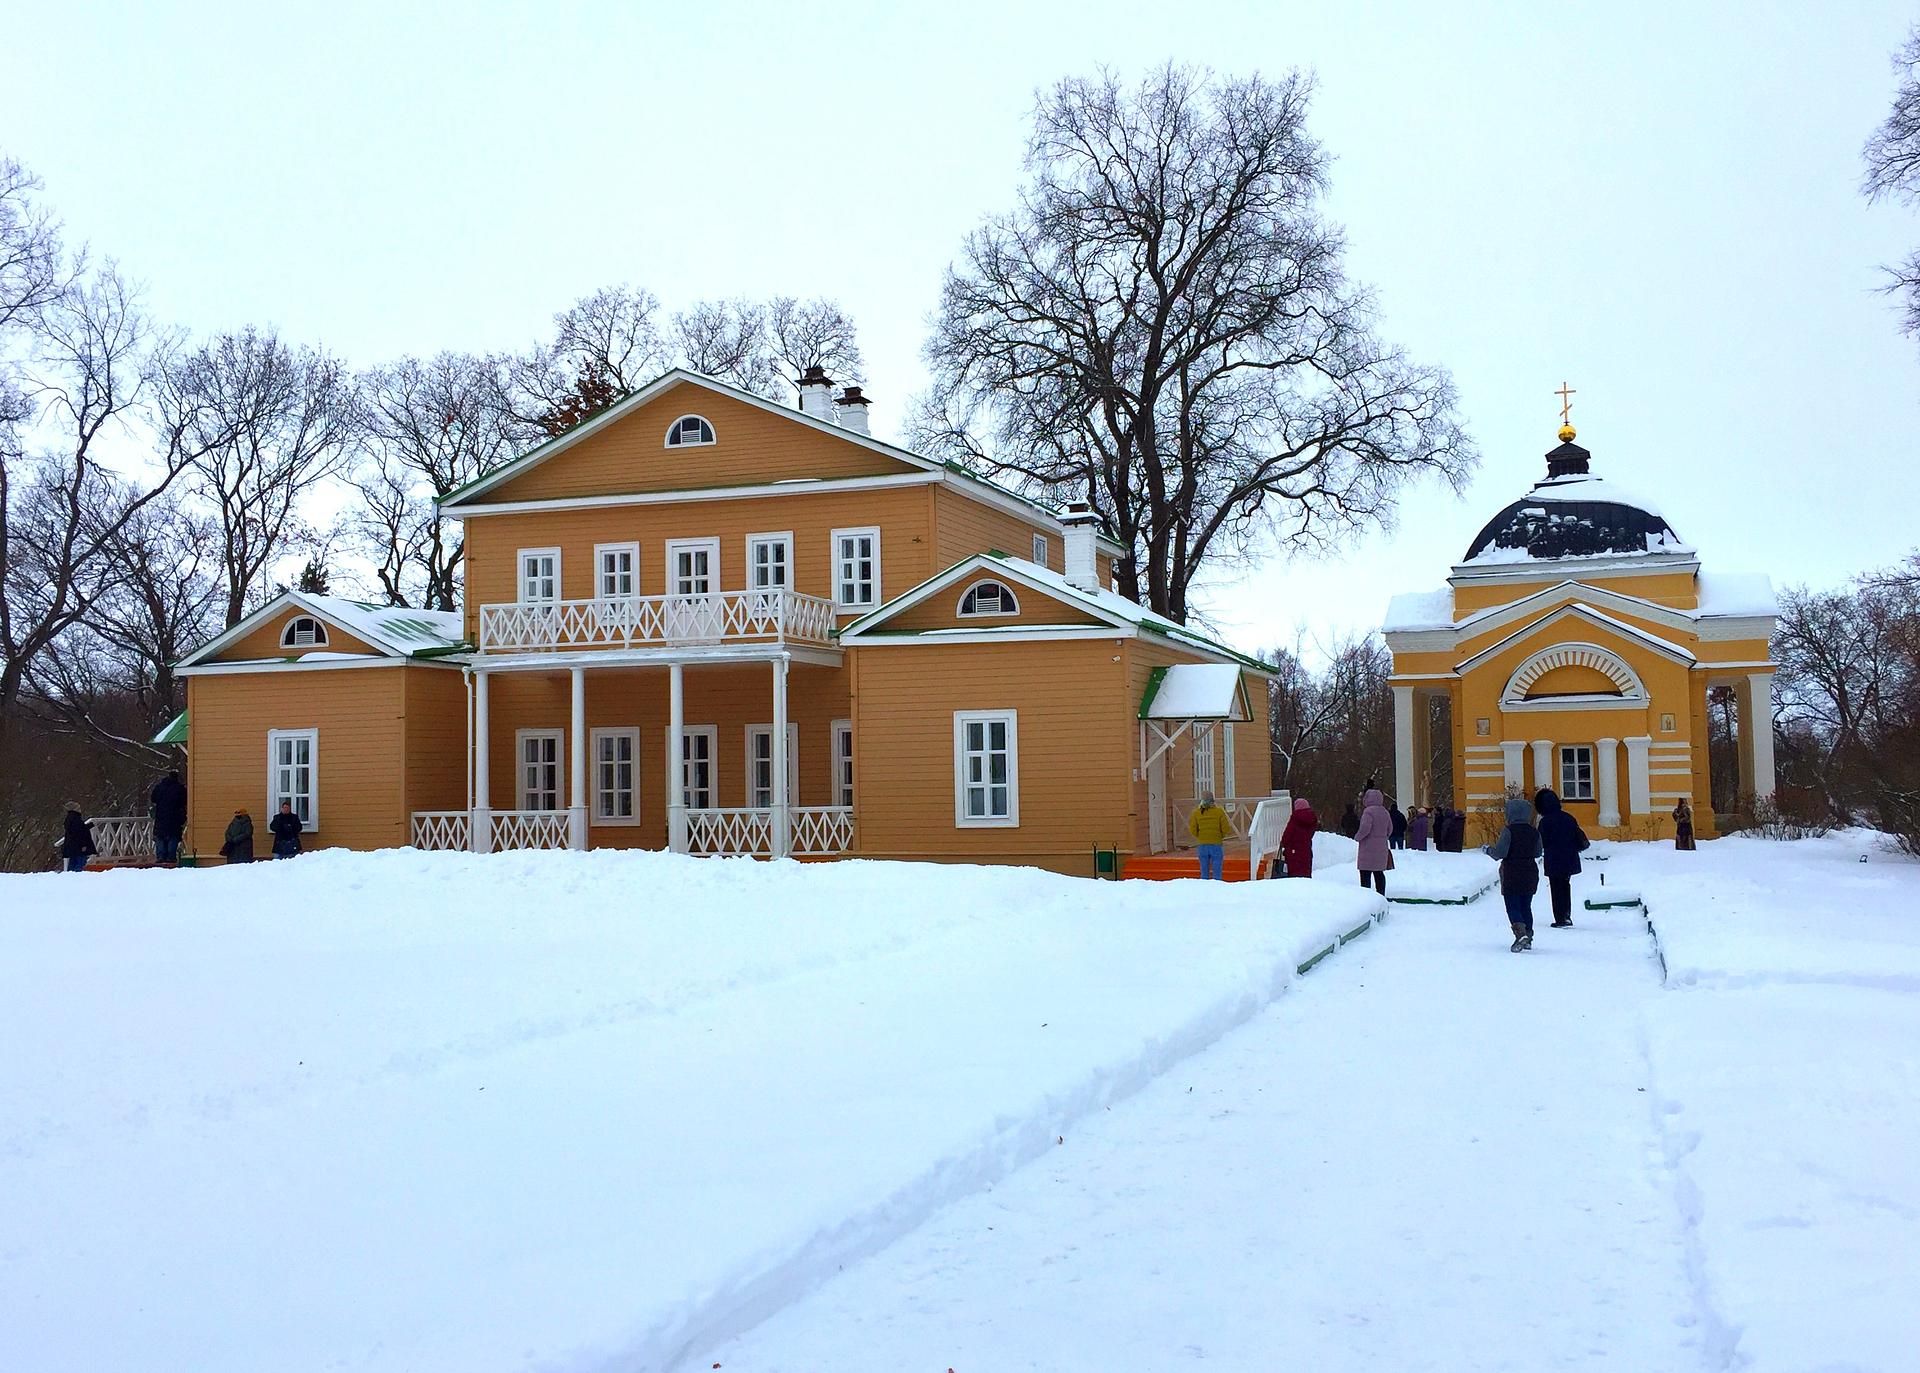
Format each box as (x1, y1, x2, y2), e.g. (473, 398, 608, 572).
(1456, 602, 1695, 676)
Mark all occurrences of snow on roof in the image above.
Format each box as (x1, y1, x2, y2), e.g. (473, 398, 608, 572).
(1383, 588, 1455, 633)
(1525, 471, 1669, 521)
(1140, 663, 1246, 720)
(1694, 571, 1777, 619)
(304, 597, 466, 654)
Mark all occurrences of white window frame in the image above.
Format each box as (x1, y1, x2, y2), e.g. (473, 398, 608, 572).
(957, 579, 1021, 619)
(953, 709, 1019, 828)
(594, 542, 639, 600)
(1193, 726, 1216, 799)
(518, 547, 562, 604)
(831, 719, 854, 809)
(1560, 744, 1596, 802)
(1031, 533, 1049, 568)
(279, 616, 329, 650)
(266, 728, 319, 830)
(664, 537, 721, 596)
(830, 526, 882, 611)
(516, 728, 564, 811)
(744, 723, 800, 809)
(669, 725, 718, 810)
(746, 531, 794, 591)
(589, 726, 641, 826)
(664, 414, 716, 447)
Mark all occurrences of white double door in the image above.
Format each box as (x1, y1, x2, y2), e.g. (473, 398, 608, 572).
(665, 539, 724, 639)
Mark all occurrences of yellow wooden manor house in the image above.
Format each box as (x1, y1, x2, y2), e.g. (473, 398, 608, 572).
(1383, 410, 1778, 843)
(170, 369, 1275, 874)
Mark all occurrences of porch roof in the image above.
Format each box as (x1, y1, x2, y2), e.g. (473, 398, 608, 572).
(1138, 663, 1250, 721)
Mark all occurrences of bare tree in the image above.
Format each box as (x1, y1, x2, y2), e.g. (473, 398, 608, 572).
(918, 65, 1473, 621)
(1863, 27, 1920, 337)
(1261, 633, 1393, 812)
(352, 351, 513, 609)
(0, 158, 69, 333)
(180, 327, 355, 626)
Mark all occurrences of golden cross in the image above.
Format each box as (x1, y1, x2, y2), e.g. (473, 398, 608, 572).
(1555, 381, 1576, 426)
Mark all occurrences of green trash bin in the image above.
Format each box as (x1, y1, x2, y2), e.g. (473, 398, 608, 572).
(1092, 846, 1120, 879)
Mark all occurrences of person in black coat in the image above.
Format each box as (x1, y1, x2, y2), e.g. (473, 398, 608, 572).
(1338, 801, 1360, 839)
(1485, 795, 1541, 951)
(1534, 788, 1590, 928)
(60, 803, 97, 872)
(1388, 802, 1408, 850)
(268, 801, 303, 859)
(150, 770, 188, 865)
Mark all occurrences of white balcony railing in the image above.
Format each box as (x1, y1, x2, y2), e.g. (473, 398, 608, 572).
(790, 806, 854, 856)
(687, 807, 775, 857)
(491, 810, 571, 850)
(479, 590, 837, 654)
(410, 810, 471, 851)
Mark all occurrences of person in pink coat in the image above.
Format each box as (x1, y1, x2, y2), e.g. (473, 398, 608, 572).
(1353, 787, 1394, 895)
(1280, 796, 1317, 878)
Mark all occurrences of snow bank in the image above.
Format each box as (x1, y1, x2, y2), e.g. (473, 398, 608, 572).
(1310, 830, 1496, 902)
(0, 850, 1382, 1373)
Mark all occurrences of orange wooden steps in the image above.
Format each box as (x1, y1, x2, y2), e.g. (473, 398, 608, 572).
(1122, 852, 1258, 882)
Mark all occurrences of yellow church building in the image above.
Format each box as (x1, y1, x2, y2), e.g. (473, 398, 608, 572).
(1383, 412, 1777, 842)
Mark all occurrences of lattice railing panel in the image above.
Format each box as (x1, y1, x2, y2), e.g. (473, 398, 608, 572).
(790, 806, 854, 855)
(491, 810, 571, 850)
(411, 811, 471, 851)
(687, 808, 774, 857)
(479, 590, 836, 653)
(86, 816, 154, 863)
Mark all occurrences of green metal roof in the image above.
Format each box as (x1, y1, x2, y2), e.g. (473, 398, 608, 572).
(151, 709, 189, 746)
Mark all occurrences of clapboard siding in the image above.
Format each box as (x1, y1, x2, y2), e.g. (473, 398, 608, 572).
(402, 667, 471, 815)
(213, 610, 382, 663)
(880, 577, 1107, 632)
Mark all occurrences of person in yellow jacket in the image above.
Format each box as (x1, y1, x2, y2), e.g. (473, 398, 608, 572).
(1188, 792, 1233, 879)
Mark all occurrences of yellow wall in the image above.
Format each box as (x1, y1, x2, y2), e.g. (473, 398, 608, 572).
(212, 610, 382, 662)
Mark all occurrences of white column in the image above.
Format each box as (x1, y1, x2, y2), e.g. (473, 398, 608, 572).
(568, 667, 588, 850)
(667, 662, 687, 854)
(470, 668, 492, 853)
(1594, 736, 1620, 828)
(1745, 673, 1776, 802)
(1392, 685, 1416, 808)
(1624, 736, 1652, 816)
(771, 654, 790, 859)
(1531, 738, 1554, 793)
(1500, 739, 1527, 791)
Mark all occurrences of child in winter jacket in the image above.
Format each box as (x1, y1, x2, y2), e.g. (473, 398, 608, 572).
(1485, 795, 1541, 952)
(1188, 794, 1232, 880)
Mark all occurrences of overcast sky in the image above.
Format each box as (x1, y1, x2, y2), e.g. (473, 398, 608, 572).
(6, 1, 1916, 658)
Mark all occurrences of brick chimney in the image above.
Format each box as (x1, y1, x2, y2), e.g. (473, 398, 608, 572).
(836, 385, 872, 436)
(797, 366, 836, 423)
(1061, 501, 1102, 591)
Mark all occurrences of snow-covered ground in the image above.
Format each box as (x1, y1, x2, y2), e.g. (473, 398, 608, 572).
(0, 852, 1380, 1372)
(4, 834, 1912, 1372)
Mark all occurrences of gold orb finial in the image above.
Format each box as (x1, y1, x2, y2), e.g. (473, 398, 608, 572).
(1558, 422, 1577, 443)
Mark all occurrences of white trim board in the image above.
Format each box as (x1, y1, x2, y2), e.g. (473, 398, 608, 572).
(179, 656, 463, 677)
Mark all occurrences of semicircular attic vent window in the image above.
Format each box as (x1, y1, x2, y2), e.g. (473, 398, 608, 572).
(665, 415, 716, 448)
(281, 615, 329, 649)
(958, 579, 1020, 618)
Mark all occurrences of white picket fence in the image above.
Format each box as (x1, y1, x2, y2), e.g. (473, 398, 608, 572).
(410, 811, 471, 852)
(478, 589, 837, 653)
(490, 810, 571, 851)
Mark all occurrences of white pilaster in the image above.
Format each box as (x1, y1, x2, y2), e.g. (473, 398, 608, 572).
(568, 667, 588, 850)
(1624, 736, 1652, 816)
(1746, 673, 1776, 802)
(1500, 739, 1527, 791)
(1594, 736, 1621, 828)
(471, 668, 492, 853)
(771, 654, 790, 859)
(667, 661, 687, 854)
(1531, 738, 1554, 793)
(1392, 685, 1416, 807)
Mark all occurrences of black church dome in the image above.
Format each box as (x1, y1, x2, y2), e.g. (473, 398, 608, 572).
(1461, 433, 1687, 565)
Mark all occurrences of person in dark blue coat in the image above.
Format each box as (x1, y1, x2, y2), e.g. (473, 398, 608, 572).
(1534, 788, 1590, 928)
(1485, 795, 1541, 952)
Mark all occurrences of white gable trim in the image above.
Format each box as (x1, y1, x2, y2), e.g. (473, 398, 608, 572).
(440, 471, 941, 518)
(179, 591, 404, 669)
(844, 555, 1133, 635)
(1456, 603, 1696, 675)
(1500, 641, 1649, 709)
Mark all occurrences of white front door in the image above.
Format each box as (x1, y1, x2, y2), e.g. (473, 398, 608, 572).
(666, 539, 723, 639)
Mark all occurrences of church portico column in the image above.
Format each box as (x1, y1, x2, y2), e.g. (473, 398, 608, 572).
(1624, 736, 1652, 816)
(1501, 740, 1527, 791)
(1392, 685, 1416, 807)
(1531, 738, 1554, 793)
(1740, 674, 1776, 802)
(1594, 737, 1621, 828)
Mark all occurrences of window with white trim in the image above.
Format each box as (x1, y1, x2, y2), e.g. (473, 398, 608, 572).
(1193, 726, 1216, 799)
(1560, 744, 1595, 801)
(831, 527, 881, 609)
(747, 532, 792, 591)
(518, 729, 563, 811)
(280, 616, 328, 649)
(831, 719, 854, 808)
(672, 725, 717, 809)
(957, 579, 1020, 618)
(595, 543, 638, 600)
(665, 538, 719, 596)
(590, 727, 639, 825)
(268, 728, 318, 828)
(954, 710, 1018, 826)
(745, 724, 800, 809)
(519, 548, 561, 603)
(1031, 533, 1049, 568)
(665, 414, 716, 447)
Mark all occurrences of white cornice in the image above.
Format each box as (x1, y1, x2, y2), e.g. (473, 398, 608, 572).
(441, 471, 940, 518)
(179, 656, 462, 677)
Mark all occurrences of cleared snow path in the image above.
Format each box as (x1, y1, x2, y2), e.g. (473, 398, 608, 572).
(704, 892, 1702, 1372)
